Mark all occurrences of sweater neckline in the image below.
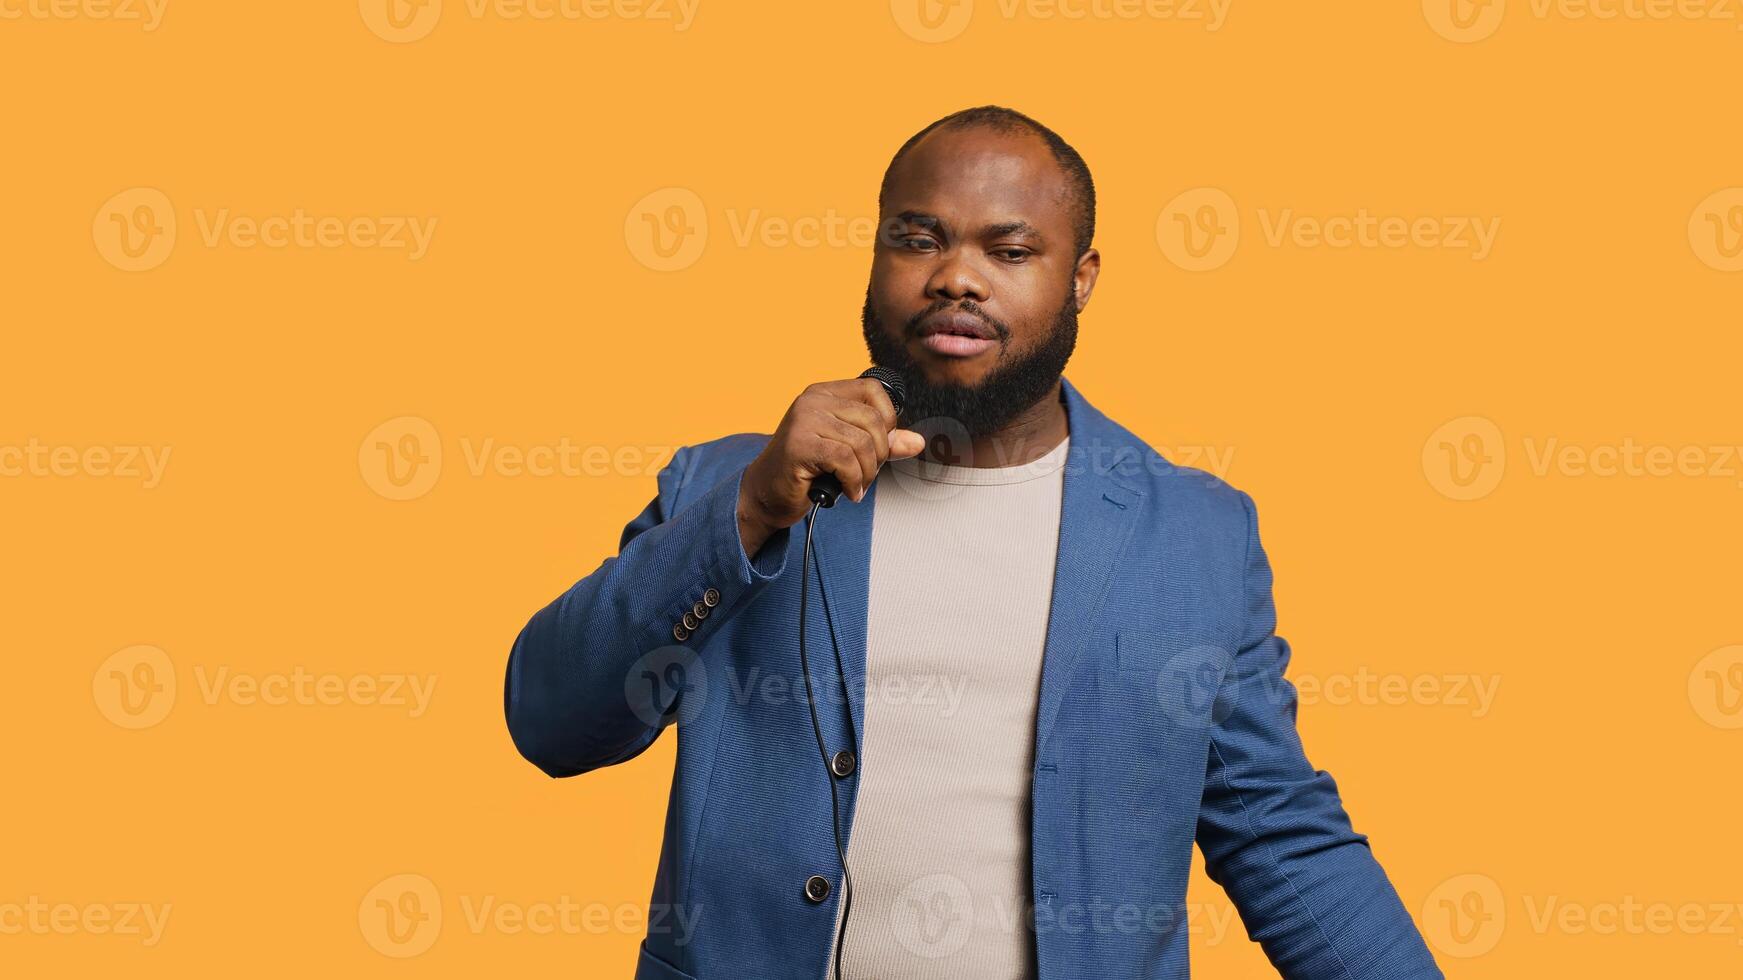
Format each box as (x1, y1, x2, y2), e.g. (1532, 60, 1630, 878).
(887, 433, 1071, 486)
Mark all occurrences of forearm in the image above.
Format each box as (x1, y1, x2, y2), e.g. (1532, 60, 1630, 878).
(1198, 489, 1443, 978)
(1200, 754, 1441, 979)
(504, 457, 790, 778)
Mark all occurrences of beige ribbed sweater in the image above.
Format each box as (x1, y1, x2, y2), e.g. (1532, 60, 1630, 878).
(826, 433, 1070, 980)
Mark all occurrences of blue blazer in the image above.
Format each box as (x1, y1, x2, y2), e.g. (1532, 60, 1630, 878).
(505, 375, 1443, 980)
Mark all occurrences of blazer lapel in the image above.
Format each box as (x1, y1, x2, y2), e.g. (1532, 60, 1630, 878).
(1034, 376, 1147, 756)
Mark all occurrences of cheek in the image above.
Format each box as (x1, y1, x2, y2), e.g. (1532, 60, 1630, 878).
(869, 260, 927, 314)
(995, 282, 1066, 338)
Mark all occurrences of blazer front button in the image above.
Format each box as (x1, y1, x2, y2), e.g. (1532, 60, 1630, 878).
(829, 750, 856, 778)
(673, 623, 690, 642)
(804, 875, 831, 903)
(702, 588, 720, 608)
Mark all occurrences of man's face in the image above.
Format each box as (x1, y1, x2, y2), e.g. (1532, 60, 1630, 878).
(862, 125, 1098, 439)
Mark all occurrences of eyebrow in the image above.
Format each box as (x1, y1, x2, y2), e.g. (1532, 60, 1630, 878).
(891, 211, 1044, 241)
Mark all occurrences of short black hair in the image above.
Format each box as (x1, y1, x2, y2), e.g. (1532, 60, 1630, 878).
(877, 105, 1096, 259)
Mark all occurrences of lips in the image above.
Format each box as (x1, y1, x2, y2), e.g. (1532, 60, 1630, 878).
(916, 313, 998, 341)
(912, 311, 1000, 358)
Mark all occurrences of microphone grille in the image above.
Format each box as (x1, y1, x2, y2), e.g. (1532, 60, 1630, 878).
(860, 366, 908, 415)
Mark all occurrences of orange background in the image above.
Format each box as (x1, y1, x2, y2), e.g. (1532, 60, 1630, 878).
(3, 0, 1741, 976)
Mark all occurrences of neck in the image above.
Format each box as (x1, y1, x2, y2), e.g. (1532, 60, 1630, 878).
(916, 379, 1068, 468)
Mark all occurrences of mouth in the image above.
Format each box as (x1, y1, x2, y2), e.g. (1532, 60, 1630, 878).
(914, 313, 999, 359)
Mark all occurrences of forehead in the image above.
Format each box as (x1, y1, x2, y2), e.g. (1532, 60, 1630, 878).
(882, 126, 1073, 238)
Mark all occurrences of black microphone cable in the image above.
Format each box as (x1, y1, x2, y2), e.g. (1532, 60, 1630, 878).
(798, 497, 860, 980)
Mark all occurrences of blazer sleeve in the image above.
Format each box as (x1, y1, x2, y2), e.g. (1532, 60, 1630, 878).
(1195, 490, 1444, 979)
(504, 445, 791, 778)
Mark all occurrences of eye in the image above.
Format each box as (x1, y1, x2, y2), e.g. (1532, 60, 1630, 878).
(991, 247, 1031, 263)
(899, 235, 940, 253)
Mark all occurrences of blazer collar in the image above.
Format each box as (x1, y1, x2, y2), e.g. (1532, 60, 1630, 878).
(807, 374, 1149, 758)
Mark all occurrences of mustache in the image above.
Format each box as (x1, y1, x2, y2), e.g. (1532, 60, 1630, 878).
(904, 300, 1011, 343)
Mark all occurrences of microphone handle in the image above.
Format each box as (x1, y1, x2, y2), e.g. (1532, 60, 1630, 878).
(808, 471, 848, 509)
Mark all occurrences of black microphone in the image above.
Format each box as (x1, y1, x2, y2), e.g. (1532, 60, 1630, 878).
(807, 366, 908, 508)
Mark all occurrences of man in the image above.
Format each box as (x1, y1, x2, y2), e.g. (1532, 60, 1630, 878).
(505, 106, 1443, 980)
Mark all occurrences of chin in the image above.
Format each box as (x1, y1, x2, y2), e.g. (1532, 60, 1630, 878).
(913, 354, 992, 386)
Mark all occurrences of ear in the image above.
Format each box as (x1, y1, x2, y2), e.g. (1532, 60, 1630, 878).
(1072, 247, 1101, 312)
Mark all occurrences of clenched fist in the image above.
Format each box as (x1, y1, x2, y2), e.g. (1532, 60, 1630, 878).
(736, 377, 926, 558)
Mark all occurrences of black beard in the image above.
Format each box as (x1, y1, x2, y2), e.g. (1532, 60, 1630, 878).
(860, 287, 1078, 443)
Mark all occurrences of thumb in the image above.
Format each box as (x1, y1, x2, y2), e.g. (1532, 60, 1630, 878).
(887, 428, 926, 460)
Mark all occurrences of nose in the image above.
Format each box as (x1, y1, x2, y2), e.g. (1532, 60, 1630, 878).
(924, 248, 990, 305)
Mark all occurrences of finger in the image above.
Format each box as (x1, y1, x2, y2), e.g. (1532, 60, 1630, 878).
(820, 393, 893, 466)
(887, 428, 926, 460)
(818, 415, 881, 499)
(828, 377, 900, 430)
(809, 431, 867, 500)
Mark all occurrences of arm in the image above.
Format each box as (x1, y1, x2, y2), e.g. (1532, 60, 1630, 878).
(1195, 491, 1443, 979)
(504, 446, 790, 778)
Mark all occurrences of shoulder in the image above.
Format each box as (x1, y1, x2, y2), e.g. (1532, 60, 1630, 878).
(663, 431, 773, 511)
(1078, 408, 1254, 526)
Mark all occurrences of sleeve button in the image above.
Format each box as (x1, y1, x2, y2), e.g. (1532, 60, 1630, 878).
(672, 624, 690, 642)
(702, 588, 720, 608)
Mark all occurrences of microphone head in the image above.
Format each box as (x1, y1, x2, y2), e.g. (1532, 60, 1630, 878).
(859, 365, 908, 416)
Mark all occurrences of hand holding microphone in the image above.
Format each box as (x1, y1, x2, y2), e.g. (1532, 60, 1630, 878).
(736, 368, 925, 559)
